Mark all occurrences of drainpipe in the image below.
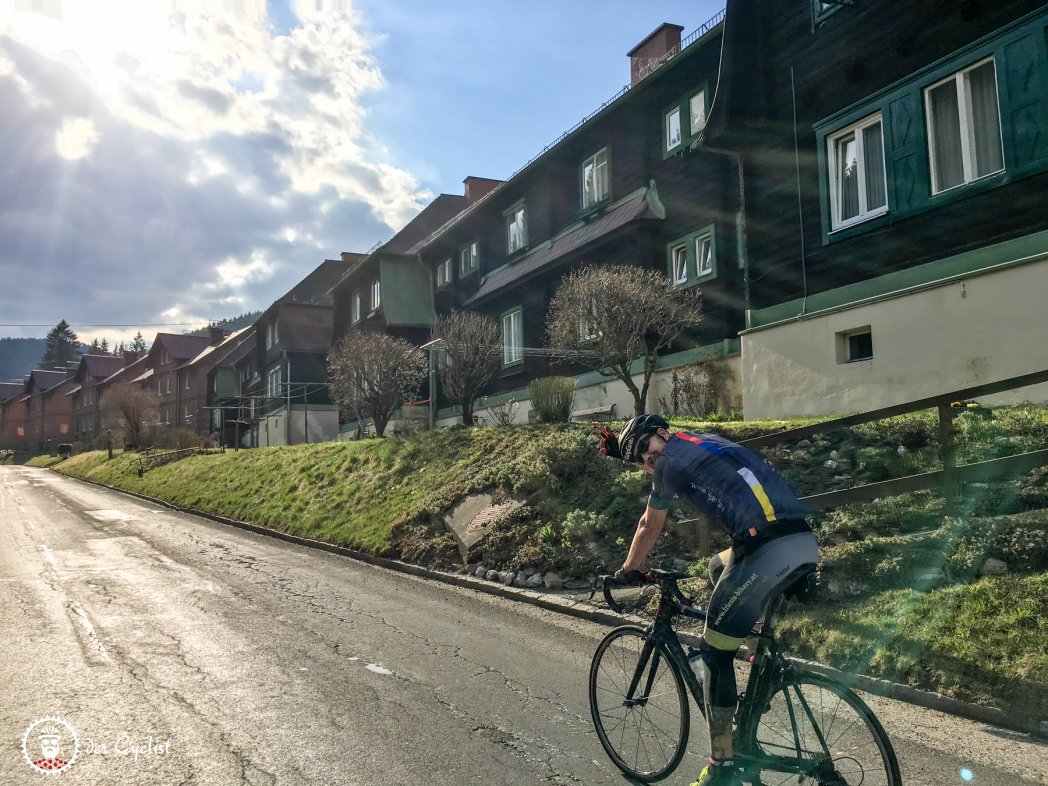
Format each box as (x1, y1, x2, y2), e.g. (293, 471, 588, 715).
(284, 351, 291, 445)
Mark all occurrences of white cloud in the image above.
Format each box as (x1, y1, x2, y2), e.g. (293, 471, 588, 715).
(0, 0, 431, 337)
(55, 116, 98, 158)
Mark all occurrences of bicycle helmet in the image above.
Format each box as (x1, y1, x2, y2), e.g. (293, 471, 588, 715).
(616, 414, 669, 463)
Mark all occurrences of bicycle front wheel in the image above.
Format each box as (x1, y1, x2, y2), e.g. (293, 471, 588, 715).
(751, 671, 901, 785)
(589, 625, 690, 783)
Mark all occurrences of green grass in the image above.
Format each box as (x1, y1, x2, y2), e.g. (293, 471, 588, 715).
(46, 407, 1048, 718)
(25, 454, 64, 467)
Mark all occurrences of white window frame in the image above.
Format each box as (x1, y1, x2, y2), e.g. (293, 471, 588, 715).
(665, 107, 682, 152)
(506, 204, 527, 254)
(689, 90, 707, 136)
(185, 372, 191, 390)
(671, 243, 688, 285)
(696, 233, 714, 276)
(436, 258, 452, 287)
(370, 279, 381, 311)
(351, 291, 362, 324)
(925, 57, 1005, 195)
(827, 113, 888, 230)
(581, 148, 610, 209)
(501, 308, 523, 366)
(267, 366, 281, 398)
(166, 375, 171, 394)
(459, 241, 478, 275)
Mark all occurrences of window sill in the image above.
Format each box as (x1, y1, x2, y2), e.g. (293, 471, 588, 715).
(501, 360, 525, 374)
(579, 201, 610, 221)
(366, 308, 382, 319)
(829, 207, 889, 235)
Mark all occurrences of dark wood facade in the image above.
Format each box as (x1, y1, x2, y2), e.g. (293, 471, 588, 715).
(709, 0, 1048, 309)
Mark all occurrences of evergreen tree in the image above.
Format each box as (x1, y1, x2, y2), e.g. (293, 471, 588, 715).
(89, 338, 101, 352)
(99, 338, 110, 354)
(114, 341, 125, 356)
(131, 332, 148, 356)
(40, 320, 81, 369)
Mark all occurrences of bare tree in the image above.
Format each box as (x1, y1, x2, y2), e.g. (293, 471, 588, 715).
(103, 382, 158, 448)
(431, 311, 502, 426)
(328, 331, 426, 437)
(547, 265, 702, 415)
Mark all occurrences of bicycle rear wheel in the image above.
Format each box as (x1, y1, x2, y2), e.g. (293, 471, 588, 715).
(750, 671, 901, 785)
(589, 625, 690, 782)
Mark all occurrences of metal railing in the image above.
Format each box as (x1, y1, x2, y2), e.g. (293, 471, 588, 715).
(739, 368, 1048, 512)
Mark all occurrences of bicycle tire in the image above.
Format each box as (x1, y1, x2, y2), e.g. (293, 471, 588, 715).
(749, 670, 902, 786)
(589, 625, 690, 783)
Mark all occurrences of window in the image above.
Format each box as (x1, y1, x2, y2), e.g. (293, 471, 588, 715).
(184, 405, 190, 421)
(266, 321, 279, 349)
(665, 107, 682, 151)
(926, 58, 1004, 194)
(581, 148, 610, 209)
(370, 279, 381, 311)
(166, 375, 171, 394)
(696, 234, 713, 276)
(501, 308, 523, 366)
(351, 290, 362, 323)
(267, 366, 281, 398)
(460, 241, 479, 275)
(837, 327, 873, 363)
(185, 372, 191, 390)
(671, 243, 688, 285)
(578, 299, 599, 342)
(689, 90, 707, 135)
(667, 226, 716, 287)
(827, 113, 887, 229)
(160, 349, 169, 365)
(506, 203, 527, 254)
(436, 258, 452, 287)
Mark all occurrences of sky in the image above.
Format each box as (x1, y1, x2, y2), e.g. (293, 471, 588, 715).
(0, 0, 723, 345)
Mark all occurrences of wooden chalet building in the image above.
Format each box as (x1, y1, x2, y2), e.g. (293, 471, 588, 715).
(233, 255, 359, 447)
(204, 328, 256, 449)
(412, 13, 742, 424)
(144, 333, 213, 432)
(69, 353, 132, 446)
(0, 381, 28, 450)
(23, 368, 76, 451)
(706, 0, 1048, 417)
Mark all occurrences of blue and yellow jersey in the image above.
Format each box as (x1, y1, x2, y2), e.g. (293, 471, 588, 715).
(648, 432, 809, 539)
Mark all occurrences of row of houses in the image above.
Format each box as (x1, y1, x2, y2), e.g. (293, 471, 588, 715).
(4, 1, 1048, 450)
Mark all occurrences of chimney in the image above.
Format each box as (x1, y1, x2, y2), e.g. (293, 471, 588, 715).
(627, 23, 684, 85)
(463, 176, 503, 204)
(341, 251, 367, 264)
(208, 326, 227, 346)
(123, 350, 138, 366)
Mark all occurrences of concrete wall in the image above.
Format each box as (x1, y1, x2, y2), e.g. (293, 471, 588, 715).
(741, 259, 1048, 419)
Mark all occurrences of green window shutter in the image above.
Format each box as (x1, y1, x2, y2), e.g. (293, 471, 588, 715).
(885, 91, 924, 213)
(999, 30, 1048, 170)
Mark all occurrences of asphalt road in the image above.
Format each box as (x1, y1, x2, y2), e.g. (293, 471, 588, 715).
(1, 465, 1046, 785)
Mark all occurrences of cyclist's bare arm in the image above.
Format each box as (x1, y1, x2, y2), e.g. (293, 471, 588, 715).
(622, 505, 668, 572)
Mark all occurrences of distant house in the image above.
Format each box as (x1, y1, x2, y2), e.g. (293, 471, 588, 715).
(204, 328, 256, 449)
(234, 255, 358, 447)
(68, 353, 131, 446)
(23, 369, 76, 450)
(707, 0, 1048, 417)
(0, 381, 27, 450)
(144, 332, 213, 432)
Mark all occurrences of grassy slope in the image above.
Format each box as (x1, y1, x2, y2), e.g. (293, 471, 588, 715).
(47, 408, 1048, 718)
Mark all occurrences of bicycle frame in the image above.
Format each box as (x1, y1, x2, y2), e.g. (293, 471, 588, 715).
(605, 573, 834, 783)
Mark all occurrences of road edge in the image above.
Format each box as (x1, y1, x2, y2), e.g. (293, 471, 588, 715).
(44, 466, 1047, 741)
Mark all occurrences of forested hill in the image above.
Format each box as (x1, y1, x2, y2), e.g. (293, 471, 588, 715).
(0, 338, 47, 382)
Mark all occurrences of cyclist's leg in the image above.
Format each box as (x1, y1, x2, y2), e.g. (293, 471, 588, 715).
(698, 532, 820, 763)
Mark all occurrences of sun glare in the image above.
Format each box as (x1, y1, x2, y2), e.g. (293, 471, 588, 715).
(55, 117, 99, 159)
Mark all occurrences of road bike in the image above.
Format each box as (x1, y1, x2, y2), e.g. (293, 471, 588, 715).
(588, 567, 902, 785)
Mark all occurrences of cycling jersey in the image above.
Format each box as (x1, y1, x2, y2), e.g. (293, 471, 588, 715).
(647, 432, 809, 540)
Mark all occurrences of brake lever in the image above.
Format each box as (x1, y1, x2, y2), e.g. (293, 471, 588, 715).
(588, 563, 605, 602)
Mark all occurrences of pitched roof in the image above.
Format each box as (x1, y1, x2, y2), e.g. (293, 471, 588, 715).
(75, 354, 127, 382)
(331, 194, 470, 293)
(465, 184, 664, 305)
(99, 354, 149, 387)
(179, 327, 253, 370)
(0, 381, 23, 402)
(148, 333, 210, 363)
(26, 369, 70, 393)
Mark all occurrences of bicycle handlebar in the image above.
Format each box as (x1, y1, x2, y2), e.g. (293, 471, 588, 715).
(589, 566, 693, 615)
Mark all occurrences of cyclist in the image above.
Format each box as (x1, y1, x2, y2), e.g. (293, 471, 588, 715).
(598, 415, 818, 786)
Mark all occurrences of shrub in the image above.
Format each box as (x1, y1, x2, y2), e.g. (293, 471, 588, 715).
(657, 357, 731, 418)
(528, 377, 575, 423)
(482, 396, 519, 427)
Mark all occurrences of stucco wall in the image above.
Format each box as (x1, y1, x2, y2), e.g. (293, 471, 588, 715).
(741, 259, 1048, 419)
